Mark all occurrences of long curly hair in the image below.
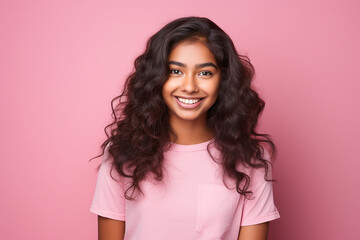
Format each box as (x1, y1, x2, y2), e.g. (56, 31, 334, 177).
(90, 16, 275, 200)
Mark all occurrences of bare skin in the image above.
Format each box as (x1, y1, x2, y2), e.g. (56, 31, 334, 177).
(97, 41, 271, 240)
(162, 40, 220, 145)
(163, 41, 271, 239)
(98, 216, 269, 240)
(238, 222, 269, 240)
(98, 216, 125, 240)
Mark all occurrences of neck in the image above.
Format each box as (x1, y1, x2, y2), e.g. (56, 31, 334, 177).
(169, 115, 214, 145)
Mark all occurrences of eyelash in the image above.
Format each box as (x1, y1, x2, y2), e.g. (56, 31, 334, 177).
(170, 69, 213, 76)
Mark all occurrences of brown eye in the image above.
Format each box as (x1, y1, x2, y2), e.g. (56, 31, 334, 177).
(199, 71, 213, 76)
(170, 69, 182, 75)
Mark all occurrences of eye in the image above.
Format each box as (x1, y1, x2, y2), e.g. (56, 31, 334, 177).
(198, 71, 213, 76)
(170, 69, 182, 75)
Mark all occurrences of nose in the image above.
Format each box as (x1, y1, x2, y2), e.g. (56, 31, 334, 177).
(180, 74, 199, 93)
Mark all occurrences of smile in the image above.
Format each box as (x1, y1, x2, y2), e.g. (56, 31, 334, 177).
(176, 97, 202, 104)
(174, 96, 205, 109)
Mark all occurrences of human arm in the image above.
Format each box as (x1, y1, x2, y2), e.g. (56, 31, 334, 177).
(98, 216, 125, 240)
(90, 144, 127, 239)
(238, 149, 279, 239)
(238, 222, 269, 240)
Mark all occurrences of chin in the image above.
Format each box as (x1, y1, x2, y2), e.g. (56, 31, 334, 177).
(173, 113, 205, 122)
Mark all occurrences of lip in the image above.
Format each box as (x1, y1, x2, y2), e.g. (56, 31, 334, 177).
(174, 96, 205, 99)
(174, 96, 205, 109)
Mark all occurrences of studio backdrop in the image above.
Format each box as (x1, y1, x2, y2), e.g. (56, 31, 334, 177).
(0, 0, 359, 239)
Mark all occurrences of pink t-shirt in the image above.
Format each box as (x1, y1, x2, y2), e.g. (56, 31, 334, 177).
(90, 139, 280, 240)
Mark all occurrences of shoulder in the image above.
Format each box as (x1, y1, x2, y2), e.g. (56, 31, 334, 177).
(238, 146, 274, 190)
(97, 142, 124, 184)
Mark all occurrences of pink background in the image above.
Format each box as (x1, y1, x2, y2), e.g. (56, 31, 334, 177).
(1, 0, 359, 239)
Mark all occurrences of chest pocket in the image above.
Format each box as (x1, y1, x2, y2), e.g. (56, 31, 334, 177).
(196, 184, 240, 239)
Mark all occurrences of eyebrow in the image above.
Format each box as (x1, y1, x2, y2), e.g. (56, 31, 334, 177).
(168, 61, 218, 69)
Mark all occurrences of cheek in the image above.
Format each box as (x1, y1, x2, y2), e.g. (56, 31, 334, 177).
(213, 77, 221, 95)
(161, 82, 173, 107)
(206, 80, 220, 99)
(208, 84, 220, 106)
(161, 81, 170, 98)
(162, 79, 179, 99)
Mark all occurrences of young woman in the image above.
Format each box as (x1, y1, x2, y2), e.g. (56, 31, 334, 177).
(90, 16, 280, 240)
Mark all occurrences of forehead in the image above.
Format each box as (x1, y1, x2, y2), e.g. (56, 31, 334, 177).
(168, 40, 216, 65)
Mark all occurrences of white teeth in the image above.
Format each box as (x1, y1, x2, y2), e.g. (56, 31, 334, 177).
(177, 97, 201, 104)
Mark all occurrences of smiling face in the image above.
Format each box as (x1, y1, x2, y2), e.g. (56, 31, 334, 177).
(162, 39, 221, 125)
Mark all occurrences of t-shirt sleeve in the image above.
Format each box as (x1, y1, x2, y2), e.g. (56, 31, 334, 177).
(240, 150, 280, 226)
(89, 145, 126, 221)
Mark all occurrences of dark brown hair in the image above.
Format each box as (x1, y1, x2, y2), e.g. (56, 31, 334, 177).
(90, 16, 275, 199)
